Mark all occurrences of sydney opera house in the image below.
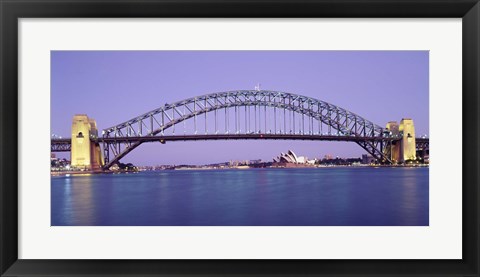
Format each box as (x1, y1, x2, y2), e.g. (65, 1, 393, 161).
(273, 150, 316, 167)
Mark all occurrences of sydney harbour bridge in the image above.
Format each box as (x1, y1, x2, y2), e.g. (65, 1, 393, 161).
(51, 90, 429, 170)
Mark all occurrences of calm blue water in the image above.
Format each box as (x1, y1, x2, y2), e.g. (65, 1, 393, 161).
(51, 168, 429, 226)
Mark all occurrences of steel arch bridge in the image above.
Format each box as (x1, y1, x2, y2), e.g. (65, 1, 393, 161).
(101, 90, 401, 169)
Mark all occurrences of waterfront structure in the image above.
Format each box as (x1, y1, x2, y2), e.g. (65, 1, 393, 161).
(51, 90, 429, 168)
(273, 150, 315, 165)
(100, 90, 402, 168)
(71, 114, 104, 170)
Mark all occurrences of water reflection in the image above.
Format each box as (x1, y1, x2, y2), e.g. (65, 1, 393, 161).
(56, 175, 95, 225)
(51, 168, 429, 226)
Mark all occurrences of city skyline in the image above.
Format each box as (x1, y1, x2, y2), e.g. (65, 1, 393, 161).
(51, 50, 429, 166)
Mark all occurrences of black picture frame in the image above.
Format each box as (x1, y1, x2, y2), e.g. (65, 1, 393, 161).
(1, 0, 479, 276)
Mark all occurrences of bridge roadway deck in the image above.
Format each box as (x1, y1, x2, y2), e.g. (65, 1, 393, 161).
(51, 135, 429, 155)
(52, 134, 429, 144)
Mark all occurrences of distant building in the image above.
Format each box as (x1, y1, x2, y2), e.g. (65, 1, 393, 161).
(324, 154, 333, 160)
(361, 154, 375, 164)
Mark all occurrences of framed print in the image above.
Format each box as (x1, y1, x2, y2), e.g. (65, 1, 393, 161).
(1, 0, 479, 276)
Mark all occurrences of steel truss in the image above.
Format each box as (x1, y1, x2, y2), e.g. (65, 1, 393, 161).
(102, 90, 398, 169)
(51, 139, 71, 152)
(415, 138, 429, 159)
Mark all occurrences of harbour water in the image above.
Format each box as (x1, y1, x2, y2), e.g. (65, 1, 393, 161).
(51, 167, 429, 226)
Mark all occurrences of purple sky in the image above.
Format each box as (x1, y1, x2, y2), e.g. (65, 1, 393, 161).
(51, 51, 429, 166)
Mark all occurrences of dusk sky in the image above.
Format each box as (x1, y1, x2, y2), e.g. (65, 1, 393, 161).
(51, 51, 429, 166)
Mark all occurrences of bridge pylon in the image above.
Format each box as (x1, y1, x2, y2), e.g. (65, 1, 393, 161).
(71, 114, 104, 171)
(399, 118, 416, 162)
(384, 119, 416, 164)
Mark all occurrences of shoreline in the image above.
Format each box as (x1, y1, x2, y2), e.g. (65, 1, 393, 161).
(51, 164, 428, 176)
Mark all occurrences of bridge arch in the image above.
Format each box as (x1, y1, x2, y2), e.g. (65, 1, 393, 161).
(102, 90, 390, 169)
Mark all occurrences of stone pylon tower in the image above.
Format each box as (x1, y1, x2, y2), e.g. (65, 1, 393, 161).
(71, 114, 104, 170)
(399, 118, 416, 162)
(385, 121, 401, 163)
(385, 119, 417, 164)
